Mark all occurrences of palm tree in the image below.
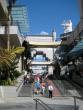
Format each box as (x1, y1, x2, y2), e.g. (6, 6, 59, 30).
(0, 47, 25, 81)
(0, 47, 25, 66)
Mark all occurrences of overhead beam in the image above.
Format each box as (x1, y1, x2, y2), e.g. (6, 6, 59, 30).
(29, 41, 68, 48)
(29, 61, 54, 66)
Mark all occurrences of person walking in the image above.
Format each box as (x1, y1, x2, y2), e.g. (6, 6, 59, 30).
(23, 75, 27, 85)
(41, 82, 45, 96)
(48, 84, 53, 98)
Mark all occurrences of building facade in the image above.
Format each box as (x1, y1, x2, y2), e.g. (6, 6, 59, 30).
(54, 0, 83, 82)
(0, 0, 24, 72)
(11, 5, 29, 35)
(25, 35, 55, 75)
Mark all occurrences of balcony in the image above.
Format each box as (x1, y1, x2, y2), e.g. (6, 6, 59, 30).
(0, 25, 22, 48)
(60, 32, 74, 45)
(0, 26, 19, 35)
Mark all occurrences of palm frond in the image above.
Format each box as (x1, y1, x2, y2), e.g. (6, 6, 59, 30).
(0, 47, 25, 68)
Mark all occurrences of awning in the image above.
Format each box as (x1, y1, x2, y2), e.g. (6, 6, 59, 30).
(70, 39, 83, 53)
(68, 39, 83, 58)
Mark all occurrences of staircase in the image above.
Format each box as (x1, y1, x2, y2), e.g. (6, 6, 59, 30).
(18, 83, 33, 97)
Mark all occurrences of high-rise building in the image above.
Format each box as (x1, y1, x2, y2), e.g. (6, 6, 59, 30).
(0, 0, 9, 23)
(80, 0, 83, 19)
(0, 0, 22, 48)
(11, 5, 29, 35)
(0, 0, 23, 72)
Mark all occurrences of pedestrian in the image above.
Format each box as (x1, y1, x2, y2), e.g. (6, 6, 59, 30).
(48, 84, 53, 98)
(41, 82, 45, 96)
(23, 75, 27, 85)
(26, 74, 30, 83)
(34, 81, 40, 94)
(44, 81, 49, 97)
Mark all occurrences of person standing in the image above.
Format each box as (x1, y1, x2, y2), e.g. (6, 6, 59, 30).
(48, 84, 53, 98)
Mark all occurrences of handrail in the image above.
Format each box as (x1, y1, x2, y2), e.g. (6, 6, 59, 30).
(33, 98, 53, 110)
(33, 96, 82, 110)
(16, 80, 24, 92)
(75, 96, 83, 100)
(53, 95, 81, 110)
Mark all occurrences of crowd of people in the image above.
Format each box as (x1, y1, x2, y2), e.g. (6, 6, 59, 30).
(33, 74, 54, 98)
(23, 72, 54, 98)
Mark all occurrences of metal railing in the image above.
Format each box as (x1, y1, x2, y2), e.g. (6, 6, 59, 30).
(73, 96, 77, 110)
(33, 96, 82, 110)
(16, 80, 24, 92)
(34, 98, 53, 110)
(73, 96, 83, 110)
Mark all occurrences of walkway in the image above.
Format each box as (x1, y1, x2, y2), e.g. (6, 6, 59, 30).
(17, 78, 61, 97)
(17, 75, 83, 98)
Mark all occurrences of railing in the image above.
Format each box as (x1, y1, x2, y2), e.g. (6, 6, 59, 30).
(73, 96, 83, 110)
(34, 98, 53, 110)
(33, 96, 82, 110)
(73, 96, 77, 110)
(16, 80, 24, 92)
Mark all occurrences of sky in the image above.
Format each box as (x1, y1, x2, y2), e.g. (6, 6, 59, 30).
(16, 0, 80, 37)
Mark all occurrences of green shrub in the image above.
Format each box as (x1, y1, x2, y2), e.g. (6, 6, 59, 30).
(13, 70, 21, 78)
(7, 78, 12, 85)
(0, 70, 21, 85)
(0, 80, 10, 85)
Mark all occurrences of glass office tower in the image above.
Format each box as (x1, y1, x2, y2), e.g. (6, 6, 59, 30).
(11, 5, 29, 35)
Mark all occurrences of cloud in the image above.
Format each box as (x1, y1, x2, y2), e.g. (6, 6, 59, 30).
(40, 31, 49, 35)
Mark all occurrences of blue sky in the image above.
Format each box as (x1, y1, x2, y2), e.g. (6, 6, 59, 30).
(16, 0, 80, 37)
